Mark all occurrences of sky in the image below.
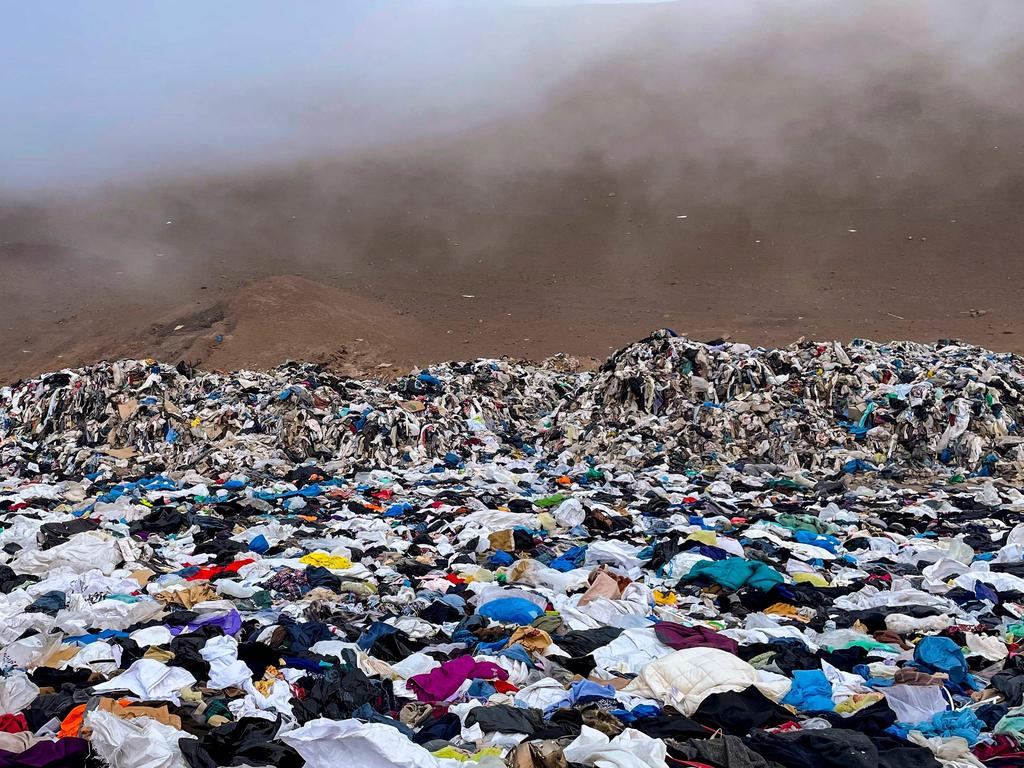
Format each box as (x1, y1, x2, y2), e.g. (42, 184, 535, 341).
(3, 0, 1019, 194)
(0, 0, 672, 190)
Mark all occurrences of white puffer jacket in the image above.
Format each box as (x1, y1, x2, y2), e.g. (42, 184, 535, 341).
(623, 647, 791, 715)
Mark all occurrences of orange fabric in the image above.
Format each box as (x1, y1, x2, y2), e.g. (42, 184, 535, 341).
(58, 704, 86, 738)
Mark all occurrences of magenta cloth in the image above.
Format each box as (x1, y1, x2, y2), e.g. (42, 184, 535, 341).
(409, 656, 509, 702)
(654, 622, 739, 654)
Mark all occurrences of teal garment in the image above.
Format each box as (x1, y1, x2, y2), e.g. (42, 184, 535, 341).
(892, 709, 983, 745)
(913, 636, 968, 687)
(682, 557, 783, 592)
(995, 707, 1024, 737)
(775, 513, 838, 535)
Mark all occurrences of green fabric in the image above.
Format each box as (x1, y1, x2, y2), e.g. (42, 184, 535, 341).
(828, 639, 898, 653)
(746, 651, 776, 670)
(531, 613, 564, 634)
(682, 557, 784, 592)
(534, 494, 567, 508)
(775, 513, 838, 534)
(995, 706, 1024, 736)
(203, 699, 233, 722)
(236, 590, 273, 611)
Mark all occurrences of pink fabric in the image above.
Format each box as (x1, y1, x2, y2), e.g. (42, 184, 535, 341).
(409, 656, 508, 702)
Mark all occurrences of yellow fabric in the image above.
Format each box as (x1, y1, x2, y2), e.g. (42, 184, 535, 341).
(764, 602, 811, 623)
(764, 602, 799, 616)
(432, 747, 502, 762)
(507, 627, 552, 654)
(792, 572, 829, 587)
(685, 530, 717, 546)
(299, 552, 353, 569)
(835, 693, 884, 713)
(536, 512, 557, 532)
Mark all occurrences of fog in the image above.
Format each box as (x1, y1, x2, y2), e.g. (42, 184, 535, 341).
(4, 1, 1019, 194)
(1, 0, 657, 190)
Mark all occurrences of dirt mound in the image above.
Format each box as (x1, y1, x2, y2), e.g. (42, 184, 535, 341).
(159, 275, 424, 374)
(0, 276, 424, 381)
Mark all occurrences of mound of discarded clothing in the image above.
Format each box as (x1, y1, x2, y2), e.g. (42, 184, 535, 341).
(0, 331, 1023, 768)
(3, 330, 1024, 480)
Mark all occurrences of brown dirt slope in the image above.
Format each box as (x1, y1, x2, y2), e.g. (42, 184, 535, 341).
(0, 275, 426, 381)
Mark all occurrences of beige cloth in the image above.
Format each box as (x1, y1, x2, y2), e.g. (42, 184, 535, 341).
(578, 572, 622, 606)
(154, 584, 218, 609)
(96, 697, 183, 728)
(0, 733, 47, 754)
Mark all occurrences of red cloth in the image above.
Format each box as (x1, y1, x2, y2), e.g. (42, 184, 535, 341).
(186, 558, 254, 581)
(0, 714, 28, 733)
(973, 735, 1024, 762)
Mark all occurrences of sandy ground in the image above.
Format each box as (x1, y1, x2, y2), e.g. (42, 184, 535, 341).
(2, 185, 1022, 384)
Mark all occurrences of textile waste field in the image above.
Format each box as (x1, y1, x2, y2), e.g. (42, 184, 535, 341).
(3, 330, 1024, 768)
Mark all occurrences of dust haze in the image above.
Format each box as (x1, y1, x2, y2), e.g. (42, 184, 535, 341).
(2, 0, 1024, 381)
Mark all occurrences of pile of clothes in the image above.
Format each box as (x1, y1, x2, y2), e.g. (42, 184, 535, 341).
(0, 332, 1022, 768)
(3, 330, 1022, 480)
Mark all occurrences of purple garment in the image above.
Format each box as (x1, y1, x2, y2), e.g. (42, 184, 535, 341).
(167, 609, 242, 637)
(409, 656, 509, 702)
(0, 738, 87, 768)
(654, 622, 739, 654)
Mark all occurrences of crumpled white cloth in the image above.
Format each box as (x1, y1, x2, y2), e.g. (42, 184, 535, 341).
(514, 677, 568, 711)
(92, 659, 196, 702)
(965, 633, 1008, 661)
(883, 685, 949, 724)
(0, 672, 39, 715)
(12, 531, 123, 576)
(584, 540, 646, 570)
(389, 652, 442, 680)
(85, 709, 195, 768)
(563, 725, 668, 768)
(591, 627, 673, 675)
(0, 631, 63, 668)
(66, 640, 123, 675)
(227, 679, 295, 724)
(833, 586, 956, 612)
(552, 497, 586, 528)
(506, 559, 589, 594)
(200, 635, 252, 690)
(822, 661, 871, 703)
(130, 626, 174, 649)
(886, 614, 954, 635)
(57, 598, 165, 634)
(907, 732, 985, 768)
(280, 718, 471, 768)
(623, 647, 790, 715)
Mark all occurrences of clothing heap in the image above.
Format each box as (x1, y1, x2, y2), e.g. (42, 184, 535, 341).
(3, 330, 1023, 482)
(0, 332, 1023, 768)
